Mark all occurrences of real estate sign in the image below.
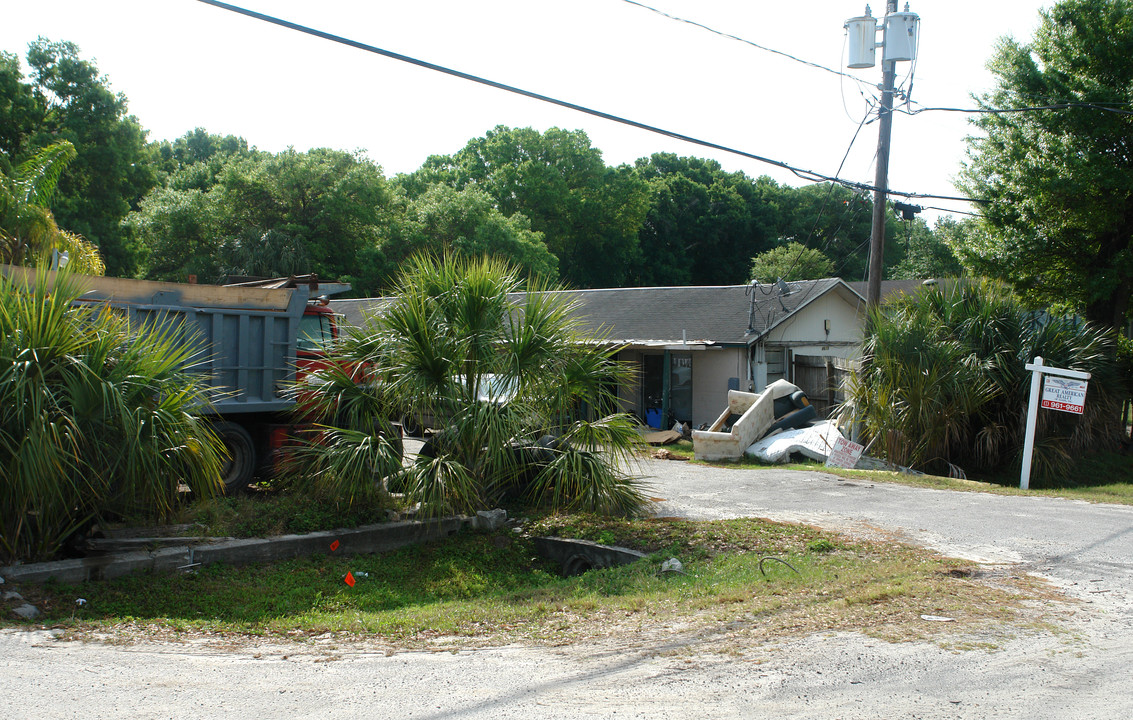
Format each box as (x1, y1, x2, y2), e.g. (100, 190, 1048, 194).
(1021, 356, 1091, 489)
(1041, 376, 1088, 415)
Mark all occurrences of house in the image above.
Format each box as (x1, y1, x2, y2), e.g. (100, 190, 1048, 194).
(547, 280, 865, 428)
(330, 278, 866, 430)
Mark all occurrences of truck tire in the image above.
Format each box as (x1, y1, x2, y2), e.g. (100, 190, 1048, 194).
(214, 421, 256, 494)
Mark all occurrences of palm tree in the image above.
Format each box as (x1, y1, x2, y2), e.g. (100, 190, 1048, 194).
(843, 280, 1124, 483)
(0, 265, 224, 562)
(294, 254, 649, 516)
(0, 140, 104, 275)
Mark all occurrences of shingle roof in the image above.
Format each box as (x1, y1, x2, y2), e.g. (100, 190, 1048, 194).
(846, 278, 955, 303)
(546, 279, 859, 346)
(331, 296, 393, 329)
(332, 279, 863, 346)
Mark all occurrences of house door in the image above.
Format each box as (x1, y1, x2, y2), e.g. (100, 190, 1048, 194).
(642, 354, 664, 427)
(669, 352, 693, 425)
(641, 352, 694, 428)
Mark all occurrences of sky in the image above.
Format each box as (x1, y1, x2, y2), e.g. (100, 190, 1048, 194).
(1, 0, 1052, 223)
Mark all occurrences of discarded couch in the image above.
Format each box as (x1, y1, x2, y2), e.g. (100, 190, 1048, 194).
(691, 379, 817, 461)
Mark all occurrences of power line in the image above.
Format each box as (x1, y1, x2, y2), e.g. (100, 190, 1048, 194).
(781, 107, 874, 283)
(901, 101, 1133, 117)
(922, 205, 979, 217)
(194, 1, 976, 205)
(617, 0, 875, 89)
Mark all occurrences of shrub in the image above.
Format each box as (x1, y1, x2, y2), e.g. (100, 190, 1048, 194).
(0, 266, 223, 562)
(291, 254, 649, 516)
(843, 281, 1124, 483)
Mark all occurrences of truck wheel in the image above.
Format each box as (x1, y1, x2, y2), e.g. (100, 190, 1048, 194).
(214, 422, 255, 494)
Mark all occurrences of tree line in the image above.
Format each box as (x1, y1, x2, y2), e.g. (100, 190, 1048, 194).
(5, 2, 1130, 336)
(1, 38, 964, 299)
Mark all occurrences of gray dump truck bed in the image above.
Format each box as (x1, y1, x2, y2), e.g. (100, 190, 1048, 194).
(1, 266, 310, 415)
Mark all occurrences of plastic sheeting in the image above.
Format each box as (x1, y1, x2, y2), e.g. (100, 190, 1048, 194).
(744, 421, 846, 464)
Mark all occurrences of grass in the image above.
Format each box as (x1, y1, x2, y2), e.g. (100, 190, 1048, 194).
(656, 440, 1133, 506)
(7, 515, 1056, 652)
(172, 491, 397, 539)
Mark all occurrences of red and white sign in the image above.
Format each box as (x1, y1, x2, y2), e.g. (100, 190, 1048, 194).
(1041, 376, 1088, 415)
(826, 436, 865, 469)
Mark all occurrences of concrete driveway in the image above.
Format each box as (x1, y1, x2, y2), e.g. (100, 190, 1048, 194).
(3, 460, 1132, 719)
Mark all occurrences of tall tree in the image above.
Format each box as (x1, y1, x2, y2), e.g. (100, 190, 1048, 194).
(0, 51, 43, 160)
(151, 127, 251, 188)
(631, 154, 767, 286)
(757, 181, 885, 283)
(22, 39, 156, 276)
(400, 126, 650, 288)
(889, 216, 964, 280)
(393, 185, 556, 279)
(958, 0, 1133, 329)
(128, 147, 393, 285)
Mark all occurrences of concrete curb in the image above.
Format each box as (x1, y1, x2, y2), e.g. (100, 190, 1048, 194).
(1, 514, 500, 585)
(533, 536, 647, 576)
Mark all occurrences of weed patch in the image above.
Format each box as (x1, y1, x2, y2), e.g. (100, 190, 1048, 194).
(10, 517, 1056, 652)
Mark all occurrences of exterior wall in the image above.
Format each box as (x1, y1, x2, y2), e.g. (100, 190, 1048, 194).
(614, 347, 744, 428)
(765, 292, 862, 350)
(616, 349, 644, 419)
(691, 347, 746, 428)
(751, 292, 863, 393)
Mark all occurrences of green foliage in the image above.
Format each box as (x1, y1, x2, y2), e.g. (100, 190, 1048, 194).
(0, 52, 41, 160)
(186, 492, 393, 538)
(759, 181, 883, 283)
(890, 216, 964, 280)
(127, 147, 391, 285)
(0, 139, 104, 275)
(19, 39, 156, 276)
(0, 266, 224, 562)
(150, 127, 251, 184)
(958, 0, 1133, 329)
(398, 126, 651, 288)
(297, 254, 650, 517)
(372, 183, 558, 289)
(843, 281, 1125, 483)
(631, 153, 768, 286)
(749, 241, 835, 282)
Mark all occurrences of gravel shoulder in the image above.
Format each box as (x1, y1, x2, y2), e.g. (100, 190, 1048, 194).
(3, 458, 1132, 719)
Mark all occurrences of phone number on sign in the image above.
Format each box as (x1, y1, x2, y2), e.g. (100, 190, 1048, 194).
(1042, 400, 1083, 413)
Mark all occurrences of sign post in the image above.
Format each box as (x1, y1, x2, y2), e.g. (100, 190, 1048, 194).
(1020, 356, 1090, 489)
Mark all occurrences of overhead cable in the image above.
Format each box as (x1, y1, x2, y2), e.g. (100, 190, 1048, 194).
(195, 0, 980, 205)
(901, 102, 1133, 116)
(618, 0, 874, 88)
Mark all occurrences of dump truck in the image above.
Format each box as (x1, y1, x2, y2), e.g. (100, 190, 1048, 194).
(1, 264, 350, 492)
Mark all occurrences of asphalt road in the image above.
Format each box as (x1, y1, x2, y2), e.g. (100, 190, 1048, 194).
(3, 458, 1132, 719)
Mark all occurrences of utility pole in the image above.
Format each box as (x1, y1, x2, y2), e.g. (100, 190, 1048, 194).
(867, 0, 897, 311)
(846, 3, 919, 310)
